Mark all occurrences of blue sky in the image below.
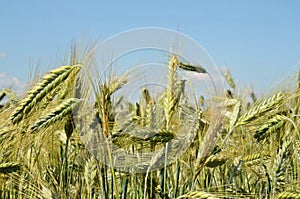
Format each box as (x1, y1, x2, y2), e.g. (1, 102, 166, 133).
(1, 1, 300, 94)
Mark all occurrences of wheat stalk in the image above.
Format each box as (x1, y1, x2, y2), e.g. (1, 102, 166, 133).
(164, 55, 178, 130)
(204, 155, 227, 168)
(254, 114, 286, 142)
(84, 157, 97, 198)
(242, 153, 268, 167)
(177, 191, 219, 199)
(57, 65, 81, 100)
(29, 98, 79, 132)
(142, 87, 152, 105)
(41, 186, 56, 199)
(195, 109, 223, 178)
(178, 62, 207, 74)
(224, 71, 235, 90)
(273, 136, 292, 191)
(228, 100, 241, 132)
(236, 92, 284, 126)
(278, 192, 300, 199)
(0, 162, 20, 174)
(10, 64, 81, 124)
(250, 85, 257, 102)
(141, 87, 153, 126)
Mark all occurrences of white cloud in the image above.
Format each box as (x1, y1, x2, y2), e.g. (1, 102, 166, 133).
(219, 65, 229, 74)
(0, 52, 7, 59)
(0, 73, 25, 92)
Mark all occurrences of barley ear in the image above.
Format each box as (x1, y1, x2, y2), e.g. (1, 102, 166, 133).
(224, 71, 235, 89)
(29, 98, 79, 132)
(254, 114, 286, 142)
(177, 191, 220, 199)
(236, 92, 284, 126)
(10, 64, 81, 124)
(164, 55, 178, 130)
(178, 62, 207, 74)
(228, 100, 241, 132)
(0, 162, 20, 174)
(278, 192, 300, 199)
(273, 136, 292, 191)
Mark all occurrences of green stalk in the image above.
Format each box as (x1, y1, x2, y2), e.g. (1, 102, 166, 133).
(121, 174, 129, 199)
(174, 160, 180, 198)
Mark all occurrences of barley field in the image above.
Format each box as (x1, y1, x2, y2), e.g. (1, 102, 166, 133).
(1, 46, 300, 199)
